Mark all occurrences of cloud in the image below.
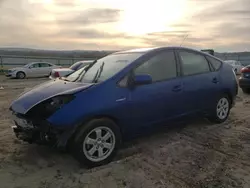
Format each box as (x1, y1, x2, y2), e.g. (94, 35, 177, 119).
(158, 0, 250, 51)
(0, 0, 250, 52)
(191, 0, 250, 22)
(53, 0, 76, 7)
(146, 31, 190, 37)
(55, 8, 122, 26)
(54, 28, 129, 39)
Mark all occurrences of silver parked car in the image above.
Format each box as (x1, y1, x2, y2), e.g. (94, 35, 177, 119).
(224, 60, 243, 75)
(5, 62, 61, 79)
(50, 60, 94, 79)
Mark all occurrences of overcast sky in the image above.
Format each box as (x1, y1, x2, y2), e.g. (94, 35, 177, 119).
(0, 0, 249, 52)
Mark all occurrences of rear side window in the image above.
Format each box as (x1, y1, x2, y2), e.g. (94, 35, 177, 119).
(70, 62, 82, 71)
(206, 56, 222, 71)
(78, 64, 87, 70)
(179, 51, 210, 76)
(134, 51, 177, 82)
(39, 63, 51, 67)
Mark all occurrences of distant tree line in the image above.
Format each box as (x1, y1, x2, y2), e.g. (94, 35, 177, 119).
(0, 48, 117, 59)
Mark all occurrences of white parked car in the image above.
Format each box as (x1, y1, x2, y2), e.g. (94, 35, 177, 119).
(5, 62, 61, 79)
(224, 60, 243, 74)
(50, 60, 93, 79)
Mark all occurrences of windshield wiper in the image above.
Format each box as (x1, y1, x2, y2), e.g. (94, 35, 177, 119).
(72, 59, 98, 83)
(84, 59, 97, 72)
(92, 62, 105, 83)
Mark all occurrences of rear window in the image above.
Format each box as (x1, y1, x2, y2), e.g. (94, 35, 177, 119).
(206, 56, 222, 71)
(70, 62, 83, 71)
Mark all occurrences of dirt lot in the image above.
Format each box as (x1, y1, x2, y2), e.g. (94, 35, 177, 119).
(1, 75, 250, 188)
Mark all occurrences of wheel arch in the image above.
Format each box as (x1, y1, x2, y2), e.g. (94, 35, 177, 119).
(66, 114, 122, 149)
(16, 71, 26, 78)
(221, 88, 233, 107)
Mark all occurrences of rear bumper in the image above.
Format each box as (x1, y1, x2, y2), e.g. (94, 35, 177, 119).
(239, 77, 250, 88)
(11, 112, 75, 150)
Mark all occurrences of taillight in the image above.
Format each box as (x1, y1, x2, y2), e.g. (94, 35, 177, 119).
(54, 72, 60, 77)
(241, 67, 250, 73)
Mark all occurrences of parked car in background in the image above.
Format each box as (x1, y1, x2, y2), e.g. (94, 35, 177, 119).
(5, 62, 61, 79)
(10, 47, 238, 167)
(50, 60, 94, 79)
(239, 65, 250, 93)
(224, 60, 243, 74)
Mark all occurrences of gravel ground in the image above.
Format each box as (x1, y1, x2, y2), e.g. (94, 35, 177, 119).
(1, 75, 250, 188)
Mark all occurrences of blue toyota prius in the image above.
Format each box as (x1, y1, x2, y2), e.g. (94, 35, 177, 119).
(10, 47, 238, 167)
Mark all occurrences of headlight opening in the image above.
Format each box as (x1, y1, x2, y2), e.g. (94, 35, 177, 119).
(46, 95, 75, 113)
(27, 95, 75, 119)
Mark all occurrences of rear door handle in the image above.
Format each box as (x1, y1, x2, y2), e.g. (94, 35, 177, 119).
(172, 85, 182, 92)
(212, 78, 219, 83)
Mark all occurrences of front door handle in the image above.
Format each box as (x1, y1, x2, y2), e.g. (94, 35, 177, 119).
(172, 85, 182, 92)
(212, 78, 219, 83)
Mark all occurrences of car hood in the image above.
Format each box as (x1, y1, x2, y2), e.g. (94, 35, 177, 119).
(9, 67, 25, 71)
(10, 79, 93, 114)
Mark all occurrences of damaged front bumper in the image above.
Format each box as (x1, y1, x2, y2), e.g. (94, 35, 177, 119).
(11, 112, 74, 150)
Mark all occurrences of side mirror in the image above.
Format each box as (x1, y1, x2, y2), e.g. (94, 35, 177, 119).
(133, 74, 152, 85)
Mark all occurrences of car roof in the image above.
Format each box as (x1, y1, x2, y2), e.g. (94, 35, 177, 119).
(115, 47, 160, 54)
(28, 62, 51, 64)
(78, 60, 94, 63)
(224, 60, 236, 62)
(114, 46, 209, 54)
(114, 46, 225, 63)
(114, 46, 219, 58)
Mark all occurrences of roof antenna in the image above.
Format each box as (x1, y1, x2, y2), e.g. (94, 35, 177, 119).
(180, 34, 189, 47)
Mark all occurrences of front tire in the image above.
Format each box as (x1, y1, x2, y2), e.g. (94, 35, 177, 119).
(16, 71, 26, 79)
(207, 95, 231, 123)
(71, 118, 121, 168)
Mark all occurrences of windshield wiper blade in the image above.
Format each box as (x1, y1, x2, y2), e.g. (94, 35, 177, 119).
(92, 62, 105, 83)
(85, 59, 97, 72)
(91, 69, 100, 83)
(74, 59, 98, 82)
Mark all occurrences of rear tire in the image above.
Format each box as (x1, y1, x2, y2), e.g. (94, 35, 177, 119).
(242, 88, 250, 94)
(16, 71, 26, 79)
(71, 118, 121, 168)
(207, 95, 231, 123)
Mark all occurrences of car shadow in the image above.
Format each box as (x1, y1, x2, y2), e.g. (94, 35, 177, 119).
(115, 117, 211, 161)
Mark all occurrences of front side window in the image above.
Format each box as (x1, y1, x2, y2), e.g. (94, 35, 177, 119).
(134, 51, 177, 82)
(65, 52, 144, 83)
(30, 63, 39, 68)
(179, 51, 210, 76)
